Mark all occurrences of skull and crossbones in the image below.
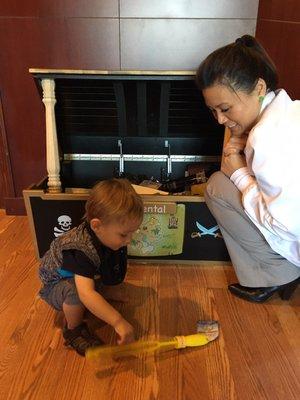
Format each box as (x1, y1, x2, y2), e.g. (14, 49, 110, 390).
(54, 215, 72, 237)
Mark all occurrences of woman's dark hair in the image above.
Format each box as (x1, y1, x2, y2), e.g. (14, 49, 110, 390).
(196, 35, 278, 93)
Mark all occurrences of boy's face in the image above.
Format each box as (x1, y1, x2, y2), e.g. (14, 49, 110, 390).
(90, 218, 141, 251)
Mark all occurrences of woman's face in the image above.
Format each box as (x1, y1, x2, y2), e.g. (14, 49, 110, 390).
(202, 83, 263, 137)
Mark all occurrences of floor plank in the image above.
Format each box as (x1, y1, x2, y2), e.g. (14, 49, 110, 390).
(0, 210, 299, 400)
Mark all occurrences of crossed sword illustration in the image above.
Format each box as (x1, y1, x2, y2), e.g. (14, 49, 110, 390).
(191, 222, 223, 239)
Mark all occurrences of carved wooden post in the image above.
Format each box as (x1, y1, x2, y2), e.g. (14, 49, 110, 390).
(41, 78, 61, 192)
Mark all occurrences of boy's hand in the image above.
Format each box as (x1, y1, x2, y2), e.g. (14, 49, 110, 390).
(114, 318, 135, 345)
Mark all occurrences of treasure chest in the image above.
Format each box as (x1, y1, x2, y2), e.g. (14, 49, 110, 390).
(23, 69, 230, 263)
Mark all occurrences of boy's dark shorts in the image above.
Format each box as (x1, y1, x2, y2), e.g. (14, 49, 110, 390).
(39, 278, 103, 311)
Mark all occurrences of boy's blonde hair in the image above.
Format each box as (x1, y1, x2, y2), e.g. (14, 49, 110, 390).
(84, 178, 144, 224)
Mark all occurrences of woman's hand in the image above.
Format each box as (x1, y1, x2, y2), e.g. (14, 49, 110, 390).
(221, 153, 247, 178)
(223, 133, 248, 156)
(114, 317, 135, 345)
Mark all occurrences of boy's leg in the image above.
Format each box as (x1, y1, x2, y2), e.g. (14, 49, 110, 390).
(40, 279, 101, 355)
(204, 171, 300, 287)
(63, 303, 85, 329)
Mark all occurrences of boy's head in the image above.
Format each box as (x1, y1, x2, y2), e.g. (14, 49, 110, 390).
(85, 178, 144, 250)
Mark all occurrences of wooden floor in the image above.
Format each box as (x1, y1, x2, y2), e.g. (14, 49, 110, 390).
(0, 210, 299, 400)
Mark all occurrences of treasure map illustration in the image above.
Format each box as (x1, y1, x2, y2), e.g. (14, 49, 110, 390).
(128, 204, 185, 257)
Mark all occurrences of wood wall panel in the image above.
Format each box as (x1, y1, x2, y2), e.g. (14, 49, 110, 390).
(121, 19, 256, 70)
(0, 94, 15, 208)
(64, 19, 120, 68)
(256, 0, 300, 100)
(0, 17, 119, 214)
(0, 20, 49, 211)
(0, 0, 119, 17)
(258, 0, 300, 22)
(120, 0, 259, 18)
(256, 21, 300, 100)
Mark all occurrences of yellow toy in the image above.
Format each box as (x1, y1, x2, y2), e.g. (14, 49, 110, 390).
(86, 320, 219, 360)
